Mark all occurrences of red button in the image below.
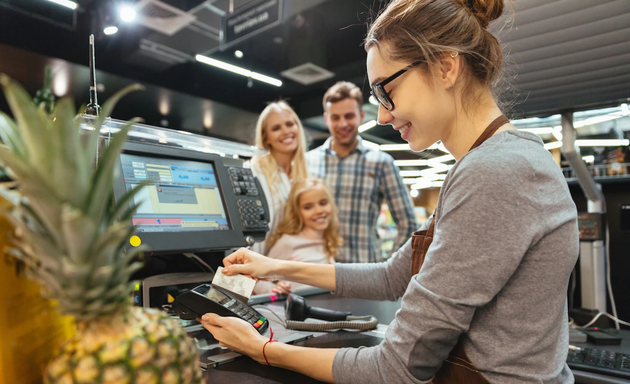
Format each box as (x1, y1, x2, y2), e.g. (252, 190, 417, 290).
(253, 322, 260, 328)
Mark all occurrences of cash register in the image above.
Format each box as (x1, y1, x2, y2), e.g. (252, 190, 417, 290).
(83, 115, 275, 365)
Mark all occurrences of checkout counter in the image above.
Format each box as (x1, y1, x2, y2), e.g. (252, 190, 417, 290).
(93, 117, 629, 384)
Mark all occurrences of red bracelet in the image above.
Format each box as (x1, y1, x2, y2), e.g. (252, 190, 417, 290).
(262, 327, 277, 366)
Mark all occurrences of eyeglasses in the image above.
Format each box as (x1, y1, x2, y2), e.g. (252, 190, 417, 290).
(370, 60, 422, 111)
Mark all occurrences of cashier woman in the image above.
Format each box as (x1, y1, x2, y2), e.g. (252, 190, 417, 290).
(200, 0, 579, 383)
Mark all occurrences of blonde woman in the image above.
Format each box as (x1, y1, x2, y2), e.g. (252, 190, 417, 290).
(254, 178, 343, 294)
(252, 101, 308, 254)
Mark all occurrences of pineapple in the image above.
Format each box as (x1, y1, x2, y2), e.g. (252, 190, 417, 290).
(0, 75, 205, 384)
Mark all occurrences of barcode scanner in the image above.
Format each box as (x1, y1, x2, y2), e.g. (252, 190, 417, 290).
(285, 293, 351, 321)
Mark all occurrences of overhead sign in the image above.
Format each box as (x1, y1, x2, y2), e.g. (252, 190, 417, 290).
(221, 0, 283, 49)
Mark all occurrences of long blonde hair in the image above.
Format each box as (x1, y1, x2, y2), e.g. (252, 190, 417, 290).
(267, 178, 343, 258)
(252, 101, 308, 194)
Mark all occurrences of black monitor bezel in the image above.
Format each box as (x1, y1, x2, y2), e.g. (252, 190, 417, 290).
(113, 141, 247, 254)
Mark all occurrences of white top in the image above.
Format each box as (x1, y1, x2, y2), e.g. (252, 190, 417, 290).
(254, 233, 333, 294)
(251, 163, 292, 254)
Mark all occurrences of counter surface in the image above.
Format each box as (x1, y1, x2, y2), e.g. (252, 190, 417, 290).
(203, 293, 630, 384)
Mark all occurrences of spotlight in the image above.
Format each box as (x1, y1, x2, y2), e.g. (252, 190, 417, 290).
(234, 50, 244, 59)
(120, 6, 136, 22)
(103, 26, 118, 35)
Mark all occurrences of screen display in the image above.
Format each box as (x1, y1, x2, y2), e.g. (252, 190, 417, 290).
(120, 153, 230, 232)
(193, 285, 228, 304)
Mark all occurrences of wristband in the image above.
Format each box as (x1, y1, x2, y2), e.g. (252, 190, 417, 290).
(262, 327, 277, 366)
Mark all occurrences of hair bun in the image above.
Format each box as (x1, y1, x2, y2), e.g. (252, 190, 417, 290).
(459, 0, 504, 28)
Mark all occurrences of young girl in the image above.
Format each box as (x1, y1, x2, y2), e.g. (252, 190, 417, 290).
(254, 178, 342, 294)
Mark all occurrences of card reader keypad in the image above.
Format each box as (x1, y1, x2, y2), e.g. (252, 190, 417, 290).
(218, 296, 266, 328)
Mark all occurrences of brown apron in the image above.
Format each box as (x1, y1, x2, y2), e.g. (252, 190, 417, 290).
(411, 115, 509, 384)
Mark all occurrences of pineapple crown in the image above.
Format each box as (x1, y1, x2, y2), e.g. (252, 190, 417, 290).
(0, 75, 148, 322)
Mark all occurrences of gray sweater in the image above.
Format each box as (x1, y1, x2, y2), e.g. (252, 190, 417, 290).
(332, 131, 579, 384)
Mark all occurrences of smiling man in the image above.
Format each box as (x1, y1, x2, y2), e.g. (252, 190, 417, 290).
(306, 81, 417, 263)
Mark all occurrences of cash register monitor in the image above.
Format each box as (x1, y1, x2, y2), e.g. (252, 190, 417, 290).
(113, 142, 249, 254)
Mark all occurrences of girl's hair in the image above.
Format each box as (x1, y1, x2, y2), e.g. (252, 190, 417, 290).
(365, 0, 508, 109)
(252, 101, 308, 194)
(267, 178, 343, 258)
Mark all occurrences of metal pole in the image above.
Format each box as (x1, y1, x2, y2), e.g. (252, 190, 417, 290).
(560, 112, 607, 313)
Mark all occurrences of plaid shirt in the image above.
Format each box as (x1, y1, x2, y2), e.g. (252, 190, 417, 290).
(306, 136, 417, 263)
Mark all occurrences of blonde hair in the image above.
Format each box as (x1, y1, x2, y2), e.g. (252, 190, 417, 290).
(267, 178, 343, 258)
(365, 0, 507, 110)
(322, 81, 363, 112)
(252, 101, 308, 194)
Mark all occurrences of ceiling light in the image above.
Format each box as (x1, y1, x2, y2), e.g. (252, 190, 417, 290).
(251, 72, 282, 87)
(380, 144, 410, 151)
(622, 103, 628, 116)
(358, 120, 377, 132)
(400, 170, 423, 177)
(403, 178, 417, 185)
(582, 155, 594, 163)
(195, 54, 282, 87)
(518, 127, 554, 135)
(427, 154, 455, 165)
(552, 126, 563, 141)
(410, 177, 445, 190)
(419, 164, 452, 175)
(362, 140, 380, 151)
(369, 95, 379, 106)
(410, 189, 419, 198)
(394, 159, 428, 167)
(120, 6, 137, 22)
(203, 110, 213, 130)
(411, 178, 432, 190)
(52, 65, 69, 97)
(234, 50, 244, 59)
(574, 114, 623, 128)
(103, 26, 118, 35)
(47, 0, 77, 10)
(544, 141, 562, 150)
(575, 139, 629, 147)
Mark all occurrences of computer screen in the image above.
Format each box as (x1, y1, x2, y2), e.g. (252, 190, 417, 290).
(113, 142, 251, 254)
(120, 153, 230, 233)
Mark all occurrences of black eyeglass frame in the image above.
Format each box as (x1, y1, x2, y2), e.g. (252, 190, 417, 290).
(370, 60, 423, 111)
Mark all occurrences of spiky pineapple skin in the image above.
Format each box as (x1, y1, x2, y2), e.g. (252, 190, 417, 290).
(45, 306, 205, 384)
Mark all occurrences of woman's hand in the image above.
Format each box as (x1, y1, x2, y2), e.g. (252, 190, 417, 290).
(222, 247, 280, 279)
(199, 313, 268, 364)
(272, 281, 292, 295)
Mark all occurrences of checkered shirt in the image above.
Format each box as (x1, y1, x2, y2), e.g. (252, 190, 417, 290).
(306, 136, 417, 263)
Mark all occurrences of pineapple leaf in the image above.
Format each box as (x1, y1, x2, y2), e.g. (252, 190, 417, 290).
(51, 98, 90, 207)
(108, 181, 152, 224)
(85, 84, 145, 169)
(0, 143, 32, 182)
(61, 204, 97, 264)
(0, 111, 25, 157)
(117, 202, 143, 223)
(0, 75, 52, 178)
(85, 125, 131, 221)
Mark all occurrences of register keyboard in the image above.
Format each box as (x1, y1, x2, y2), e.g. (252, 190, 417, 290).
(567, 346, 630, 380)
